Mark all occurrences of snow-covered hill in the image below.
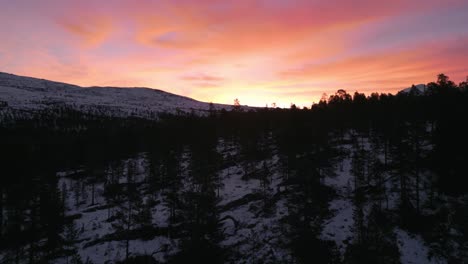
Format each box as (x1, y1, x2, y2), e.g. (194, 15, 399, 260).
(0, 72, 238, 119)
(399, 84, 427, 95)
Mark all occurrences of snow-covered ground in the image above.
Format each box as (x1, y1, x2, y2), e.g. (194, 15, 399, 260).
(216, 141, 293, 263)
(54, 154, 181, 263)
(48, 139, 293, 263)
(395, 228, 446, 264)
(321, 198, 354, 255)
(321, 135, 447, 262)
(1, 131, 457, 263)
(0, 72, 248, 120)
(321, 142, 355, 256)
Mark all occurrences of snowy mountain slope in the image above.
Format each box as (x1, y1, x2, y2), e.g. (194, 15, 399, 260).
(0, 72, 239, 119)
(399, 84, 427, 95)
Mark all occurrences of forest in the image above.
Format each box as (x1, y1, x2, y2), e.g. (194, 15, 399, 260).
(1, 74, 468, 263)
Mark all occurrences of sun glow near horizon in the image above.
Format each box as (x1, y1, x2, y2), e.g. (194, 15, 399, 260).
(1, 0, 467, 107)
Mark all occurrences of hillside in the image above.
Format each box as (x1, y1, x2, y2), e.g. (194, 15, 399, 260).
(0, 72, 237, 119)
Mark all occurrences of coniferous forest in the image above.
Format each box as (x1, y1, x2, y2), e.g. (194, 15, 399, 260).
(1, 74, 468, 263)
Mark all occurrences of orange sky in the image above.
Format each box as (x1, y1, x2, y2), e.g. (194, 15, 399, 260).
(1, 0, 467, 107)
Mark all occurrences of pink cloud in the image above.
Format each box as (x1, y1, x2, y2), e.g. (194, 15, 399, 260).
(0, 0, 467, 107)
(57, 16, 114, 48)
(181, 73, 224, 82)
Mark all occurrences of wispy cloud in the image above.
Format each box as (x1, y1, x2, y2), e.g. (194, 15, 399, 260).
(56, 16, 114, 48)
(0, 0, 467, 106)
(181, 73, 224, 82)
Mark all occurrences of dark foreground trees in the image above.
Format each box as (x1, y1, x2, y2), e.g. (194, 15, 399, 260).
(1, 74, 468, 263)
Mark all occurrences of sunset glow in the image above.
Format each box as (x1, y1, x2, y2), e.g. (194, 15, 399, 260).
(1, 0, 467, 107)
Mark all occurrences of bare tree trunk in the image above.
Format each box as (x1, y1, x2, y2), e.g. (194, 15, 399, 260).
(400, 173, 406, 207)
(0, 187, 3, 236)
(29, 235, 35, 264)
(126, 200, 132, 260)
(126, 239, 129, 261)
(384, 140, 388, 167)
(91, 182, 95, 206)
(430, 181, 434, 208)
(415, 138, 420, 215)
(16, 247, 20, 264)
(29, 203, 36, 264)
(416, 170, 420, 214)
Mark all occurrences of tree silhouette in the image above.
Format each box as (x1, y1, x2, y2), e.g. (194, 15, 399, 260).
(233, 98, 241, 111)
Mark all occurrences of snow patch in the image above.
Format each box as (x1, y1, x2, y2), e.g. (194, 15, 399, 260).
(394, 228, 446, 264)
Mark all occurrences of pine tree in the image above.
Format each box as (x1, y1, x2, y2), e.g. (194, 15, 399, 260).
(111, 159, 152, 261)
(63, 219, 82, 264)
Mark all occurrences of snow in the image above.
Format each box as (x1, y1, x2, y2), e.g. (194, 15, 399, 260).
(395, 228, 446, 264)
(53, 154, 181, 264)
(3, 126, 456, 263)
(399, 84, 427, 95)
(216, 140, 293, 263)
(51, 142, 292, 263)
(321, 199, 354, 254)
(217, 165, 261, 206)
(56, 169, 84, 177)
(323, 134, 448, 263)
(0, 72, 250, 120)
(323, 154, 353, 195)
(321, 147, 355, 255)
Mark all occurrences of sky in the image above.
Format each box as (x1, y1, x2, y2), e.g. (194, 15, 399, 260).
(1, 0, 467, 107)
